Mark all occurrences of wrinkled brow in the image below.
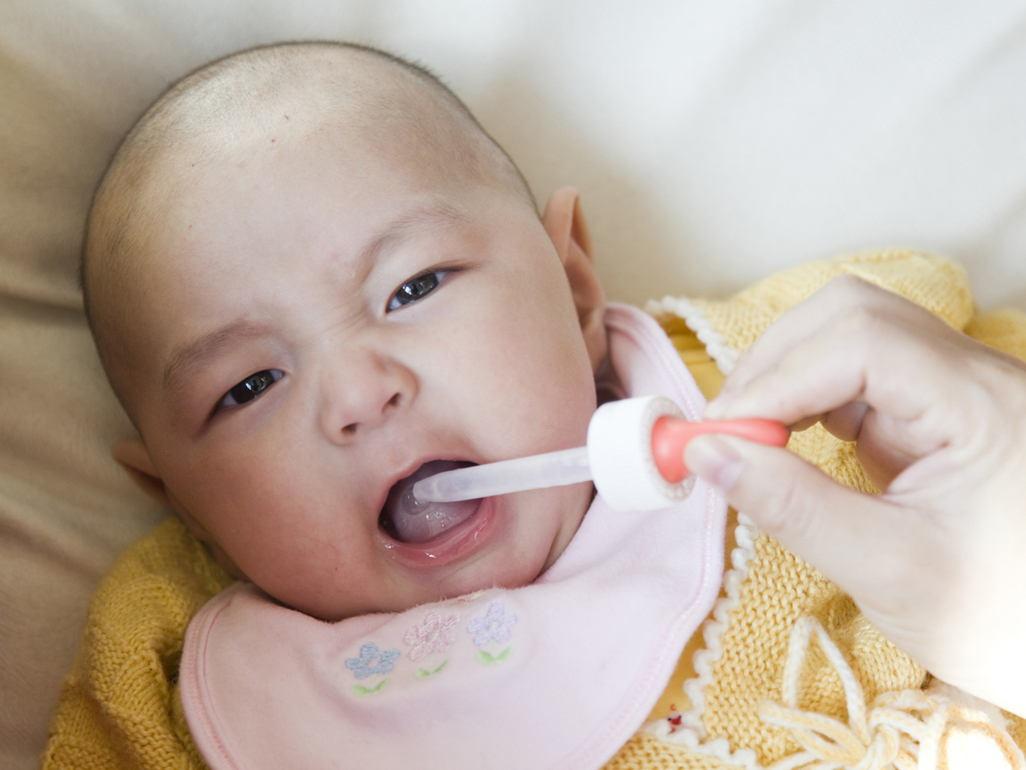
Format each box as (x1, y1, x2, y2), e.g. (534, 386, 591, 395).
(162, 320, 269, 394)
(160, 203, 467, 394)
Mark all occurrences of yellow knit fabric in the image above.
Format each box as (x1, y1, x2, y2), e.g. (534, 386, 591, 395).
(42, 518, 231, 770)
(604, 249, 1026, 769)
(43, 249, 1026, 770)
(663, 325, 726, 401)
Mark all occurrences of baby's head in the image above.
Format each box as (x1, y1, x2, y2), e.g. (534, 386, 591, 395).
(84, 42, 608, 620)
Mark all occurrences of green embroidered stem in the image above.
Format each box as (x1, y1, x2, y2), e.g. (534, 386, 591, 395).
(476, 645, 513, 665)
(415, 660, 449, 679)
(352, 678, 389, 696)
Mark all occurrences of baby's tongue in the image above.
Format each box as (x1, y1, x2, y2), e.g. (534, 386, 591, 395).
(381, 461, 480, 544)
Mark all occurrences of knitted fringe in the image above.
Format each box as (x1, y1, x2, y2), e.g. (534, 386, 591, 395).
(759, 618, 1025, 770)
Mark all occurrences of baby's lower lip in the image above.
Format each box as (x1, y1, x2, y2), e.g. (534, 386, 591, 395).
(379, 496, 500, 568)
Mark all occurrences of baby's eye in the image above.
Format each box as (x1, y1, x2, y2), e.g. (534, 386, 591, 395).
(387, 270, 447, 311)
(217, 369, 284, 410)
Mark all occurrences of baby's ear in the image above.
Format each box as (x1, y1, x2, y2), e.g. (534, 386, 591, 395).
(113, 437, 243, 577)
(543, 186, 607, 372)
(112, 436, 169, 504)
(543, 185, 594, 261)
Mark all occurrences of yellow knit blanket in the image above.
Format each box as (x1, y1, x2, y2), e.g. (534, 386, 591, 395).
(43, 250, 1026, 769)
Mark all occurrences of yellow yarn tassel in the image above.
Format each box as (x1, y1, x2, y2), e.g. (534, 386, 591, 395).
(759, 618, 1025, 770)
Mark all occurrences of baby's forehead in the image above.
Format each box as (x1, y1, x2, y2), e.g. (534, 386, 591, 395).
(108, 137, 483, 340)
(120, 79, 495, 241)
(96, 43, 530, 255)
(162, 52, 475, 167)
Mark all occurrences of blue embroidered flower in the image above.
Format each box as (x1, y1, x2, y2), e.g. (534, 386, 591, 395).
(467, 600, 517, 648)
(345, 642, 400, 680)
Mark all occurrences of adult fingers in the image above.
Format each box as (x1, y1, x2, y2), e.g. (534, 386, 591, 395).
(684, 434, 928, 602)
(712, 276, 929, 407)
(714, 306, 945, 426)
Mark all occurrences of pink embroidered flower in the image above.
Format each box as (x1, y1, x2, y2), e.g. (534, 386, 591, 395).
(404, 611, 459, 661)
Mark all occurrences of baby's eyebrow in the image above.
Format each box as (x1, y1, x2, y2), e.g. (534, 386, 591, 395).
(358, 202, 467, 268)
(162, 320, 269, 394)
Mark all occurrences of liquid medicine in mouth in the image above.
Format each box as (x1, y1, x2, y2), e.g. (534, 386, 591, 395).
(381, 461, 480, 543)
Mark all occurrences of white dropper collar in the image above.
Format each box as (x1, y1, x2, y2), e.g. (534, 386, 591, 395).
(587, 395, 695, 510)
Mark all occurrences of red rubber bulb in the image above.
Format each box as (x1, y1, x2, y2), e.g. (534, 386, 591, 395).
(650, 416, 790, 483)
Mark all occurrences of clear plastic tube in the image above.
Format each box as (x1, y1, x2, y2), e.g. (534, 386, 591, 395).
(412, 446, 591, 503)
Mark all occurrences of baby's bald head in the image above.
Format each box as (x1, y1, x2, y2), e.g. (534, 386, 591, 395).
(83, 41, 533, 414)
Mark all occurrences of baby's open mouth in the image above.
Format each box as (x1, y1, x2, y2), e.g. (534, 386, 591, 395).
(379, 461, 480, 544)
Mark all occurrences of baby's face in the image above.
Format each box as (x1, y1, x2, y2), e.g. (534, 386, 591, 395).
(118, 127, 602, 620)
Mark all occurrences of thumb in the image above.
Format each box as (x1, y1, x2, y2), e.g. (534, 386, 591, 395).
(684, 434, 893, 591)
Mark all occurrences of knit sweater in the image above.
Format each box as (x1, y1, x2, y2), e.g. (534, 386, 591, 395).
(43, 250, 1026, 769)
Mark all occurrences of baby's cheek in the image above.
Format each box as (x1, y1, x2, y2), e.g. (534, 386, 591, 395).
(512, 484, 591, 576)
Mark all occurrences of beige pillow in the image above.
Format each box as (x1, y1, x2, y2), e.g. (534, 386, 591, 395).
(0, 10, 164, 770)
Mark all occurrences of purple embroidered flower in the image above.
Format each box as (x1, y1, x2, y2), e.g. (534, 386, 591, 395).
(404, 611, 459, 661)
(467, 600, 517, 648)
(345, 642, 400, 680)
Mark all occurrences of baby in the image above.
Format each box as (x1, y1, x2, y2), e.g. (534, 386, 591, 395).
(49, 39, 1026, 770)
(83, 42, 607, 621)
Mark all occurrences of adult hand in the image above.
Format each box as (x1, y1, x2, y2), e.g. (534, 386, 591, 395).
(684, 274, 1026, 717)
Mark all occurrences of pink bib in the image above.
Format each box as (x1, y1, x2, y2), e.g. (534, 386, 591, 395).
(180, 304, 727, 770)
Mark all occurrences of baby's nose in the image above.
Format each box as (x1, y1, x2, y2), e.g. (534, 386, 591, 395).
(320, 349, 416, 441)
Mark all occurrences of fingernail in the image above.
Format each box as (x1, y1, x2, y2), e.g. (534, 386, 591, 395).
(685, 435, 743, 491)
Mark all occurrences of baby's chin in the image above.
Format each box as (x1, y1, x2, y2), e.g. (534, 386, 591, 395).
(211, 480, 594, 623)
(362, 482, 592, 619)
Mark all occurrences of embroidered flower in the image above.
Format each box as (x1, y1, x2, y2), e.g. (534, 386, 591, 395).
(467, 600, 517, 648)
(666, 705, 684, 734)
(404, 611, 459, 661)
(345, 642, 400, 680)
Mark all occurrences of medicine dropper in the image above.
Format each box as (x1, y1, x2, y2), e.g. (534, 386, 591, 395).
(413, 395, 789, 512)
